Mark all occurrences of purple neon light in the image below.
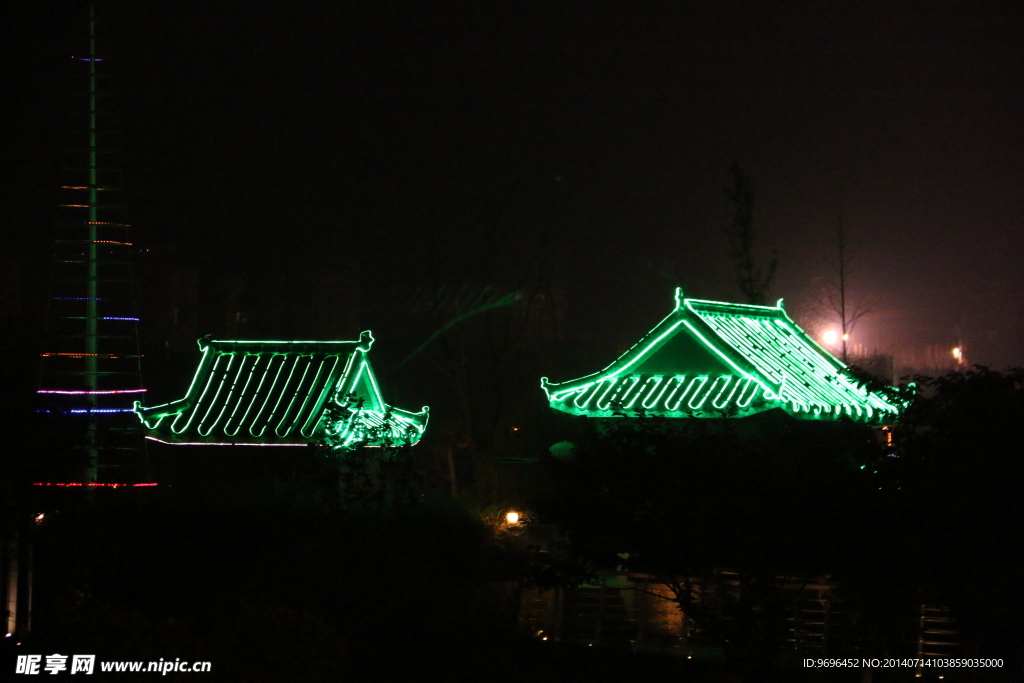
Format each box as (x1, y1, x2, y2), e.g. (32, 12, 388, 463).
(54, 297, 102, 301)
(71, 56, 104, 61)
(38, 389, 147, 395)
(68, 408, 135, 414)
(102, 317, 140, 321)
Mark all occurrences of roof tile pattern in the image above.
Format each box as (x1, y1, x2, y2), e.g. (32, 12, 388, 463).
(542, 290, 899, 421)
(135, 333, 428, 446)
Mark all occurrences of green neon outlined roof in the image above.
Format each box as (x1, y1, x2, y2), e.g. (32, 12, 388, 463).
(135, 332, 428, 446)
(541, 288, 900, 421)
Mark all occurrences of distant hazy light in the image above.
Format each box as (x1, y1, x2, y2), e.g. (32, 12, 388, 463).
(506, 511, 520, 525)
(952, 347, 963, 360)
(823, 330, 839, 345)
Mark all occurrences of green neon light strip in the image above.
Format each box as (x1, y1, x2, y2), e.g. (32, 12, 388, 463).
(197, 353, 240, 437)
(547, 318, 685, 399)
(687, 376, 712, 409)
(674, 376, 701, 408)
(136, 332, 427, 446)
(238, 354, 277, 435)
(662, 376, 690, 411)
(182, 350, 227, 434)
(623, 376, 655, 410)
(361, 360, 388, 413)
(766, 319, 854, 409)
(678, 320, 775, 398)
(607, 321, 684, 380)
(223, 353, 265, 436)
(210, 339, 371, 346)
(243, 354, 282, 437)
(701, 312, 895, 415)
(249, 355, 288, 438)
(261, 353, 302, 436)
(572, 381, 601, 410)
(596, 375, 637, 410)
(620, 378, 646, 410)
(347, 360, 368, 403)
(718, 317, 786, 382)
(553, 374, 769, 416)
(641, 376, 669, 410)
(138, 344, 214, 430)
(592, 379, 618, 410)
(219, 354, 255, 429)
(172, 353, 223, 435)
(703, 313, 863, 413)
(543, 290, 896, 421)
(299, 356, 342, 437)
(553, 372, 760, 417)
(736, 378, 759, 407)
(711, 375, 739, 409)
(275, 356, 314, 438)
(294, 358, 331, 432)
(551, 383, 588, 402)
(271, 354, 306, 434)
(145, 436, 302, 447)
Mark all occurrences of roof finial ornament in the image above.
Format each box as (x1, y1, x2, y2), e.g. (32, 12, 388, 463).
(356, 330, 375, 352)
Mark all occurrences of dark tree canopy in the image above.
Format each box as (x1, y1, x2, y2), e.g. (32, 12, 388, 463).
(887, 367, 1024, 660)
(535, 413, 883, 663)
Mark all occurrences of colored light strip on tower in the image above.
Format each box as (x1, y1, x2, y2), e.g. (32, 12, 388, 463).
(34, 2, 148, 491)
(56, 240, 133, 245)
(40, 352, 142, 358)
(34, 482, 156, 487)
(38, 389, 146, 395)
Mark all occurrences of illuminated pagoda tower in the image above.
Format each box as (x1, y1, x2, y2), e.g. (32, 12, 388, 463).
(37, 3, 146, 482)
(134, 332, 429, 449)
(542, 288, 899, 422)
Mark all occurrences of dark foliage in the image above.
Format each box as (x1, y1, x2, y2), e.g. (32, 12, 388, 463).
(531, 368, 1024, 675)
(535, 413, 883, 663)
(886, 367, 1024, 661)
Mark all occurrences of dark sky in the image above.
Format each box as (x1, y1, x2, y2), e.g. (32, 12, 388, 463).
(6, 0, 1023, 368)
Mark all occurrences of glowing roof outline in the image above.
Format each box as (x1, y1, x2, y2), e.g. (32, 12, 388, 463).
(541, 288, 899, 421)
(135, 332, 428, 447)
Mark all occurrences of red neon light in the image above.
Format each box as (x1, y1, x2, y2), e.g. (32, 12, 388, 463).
(33, 482, 159, 488)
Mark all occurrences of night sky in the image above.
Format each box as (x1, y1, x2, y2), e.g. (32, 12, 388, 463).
(6, 0, 1023, 368)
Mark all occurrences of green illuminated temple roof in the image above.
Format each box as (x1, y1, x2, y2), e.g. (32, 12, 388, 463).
(541, 289, 899, 422)
(135, 332, 428, 448)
